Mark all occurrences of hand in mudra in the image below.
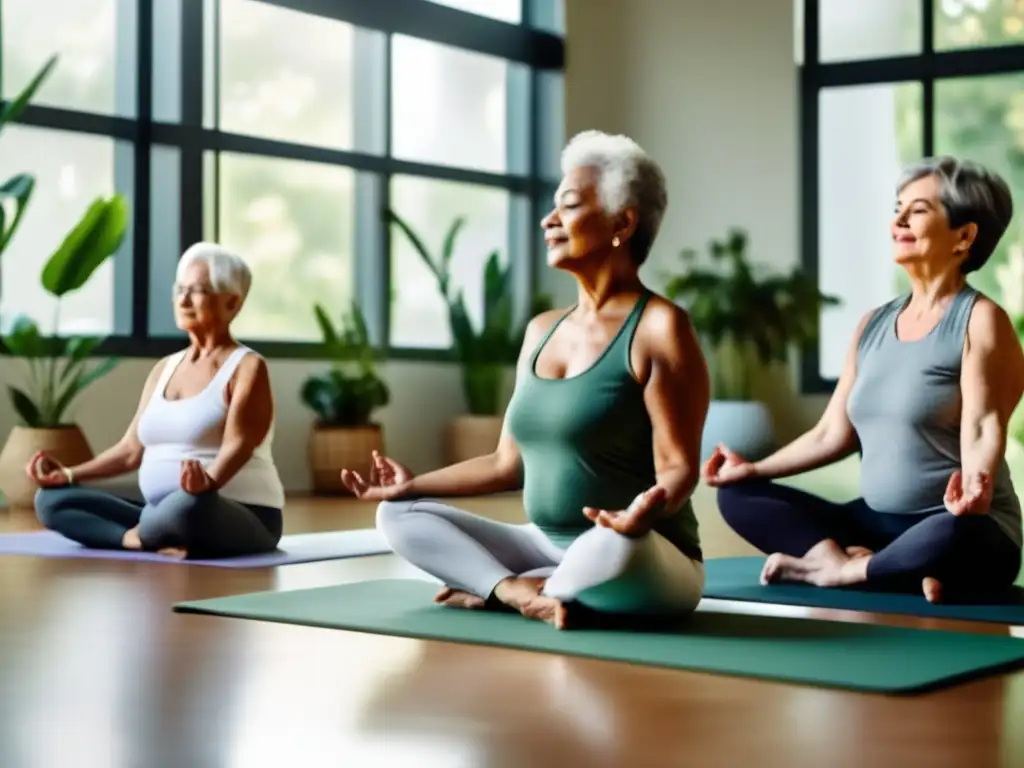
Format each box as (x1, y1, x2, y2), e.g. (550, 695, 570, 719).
(583, 485, 667, 538)
(341, 450, 413, 501)
(24, 450, 71, 488)
(180, 459, 215, 494)
(944, 469, 992, 516)
(701, 444, 757, 487)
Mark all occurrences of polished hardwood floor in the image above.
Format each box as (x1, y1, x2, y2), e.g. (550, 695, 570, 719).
(1, 491, 1023, 768)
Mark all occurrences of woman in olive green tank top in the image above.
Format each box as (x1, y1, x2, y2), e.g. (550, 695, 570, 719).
(340, 131, 712, 629)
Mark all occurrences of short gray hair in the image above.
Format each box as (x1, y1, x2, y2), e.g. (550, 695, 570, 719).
(176, 242, 253, 302)
(560, 130, 668, 266)
(897, 156, 1014, 274)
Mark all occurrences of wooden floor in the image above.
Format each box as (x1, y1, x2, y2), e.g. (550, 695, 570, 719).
(1, 493, 1023, 768)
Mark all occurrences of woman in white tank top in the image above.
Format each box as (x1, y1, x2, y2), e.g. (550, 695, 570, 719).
(25, 243, 286, 560)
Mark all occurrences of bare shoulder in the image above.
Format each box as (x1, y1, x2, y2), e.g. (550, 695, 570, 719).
(639, 294, 699, 350)
(522, 307, 569, 348)
(145, 354, 177, 384)
(234, 349, 271, 386)
(967, 293, 1015, 342)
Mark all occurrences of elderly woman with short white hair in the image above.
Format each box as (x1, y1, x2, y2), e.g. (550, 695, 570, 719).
(28, 242, 285, 559)
(341, 130, 712, 629)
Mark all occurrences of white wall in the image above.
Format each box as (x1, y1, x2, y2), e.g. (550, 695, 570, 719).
(563, 0, 829, 437)
(0, 0, 831, 494)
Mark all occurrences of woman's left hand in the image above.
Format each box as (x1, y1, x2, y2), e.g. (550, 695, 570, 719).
(180, 459, 216, 494)
(944, 469, 992, 516)
(583, 485, 667, 537)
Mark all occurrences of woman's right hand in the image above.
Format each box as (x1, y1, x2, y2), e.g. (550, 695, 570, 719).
(24, 450, 72, 488)
(701, 444, 758, 487)
(340, 450, 414, 501)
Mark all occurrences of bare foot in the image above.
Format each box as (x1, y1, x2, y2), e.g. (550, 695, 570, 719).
(433, 587, 486, 610)
(122, 527, 142, 550)
(845, 546, 874, 559)
(492, 577, 546, 610)
(157, 547, 188, 560)
(922, 576, 942, 604)
(761, 539, 868, 587)
(520, 595, 570, 630)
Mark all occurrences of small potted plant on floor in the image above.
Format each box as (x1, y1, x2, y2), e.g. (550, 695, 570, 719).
(389, 211, 552, 464)
(664, 227, 840, 461)
(301, 300, 390, 495)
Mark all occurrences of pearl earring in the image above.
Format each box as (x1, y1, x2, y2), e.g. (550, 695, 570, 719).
(612, 236, 621, 248)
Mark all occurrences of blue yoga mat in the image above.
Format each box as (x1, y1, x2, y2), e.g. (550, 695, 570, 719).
(703, 557, 1024, 624)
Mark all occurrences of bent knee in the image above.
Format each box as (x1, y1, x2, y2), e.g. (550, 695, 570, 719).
(374, 499, 416, 533)
(34, 487, 64, 526)
(575, 524, 644, 563)
(716, 482, 764, 521)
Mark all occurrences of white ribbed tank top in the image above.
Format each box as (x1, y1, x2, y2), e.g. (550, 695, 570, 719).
(136, 346, 285, 509)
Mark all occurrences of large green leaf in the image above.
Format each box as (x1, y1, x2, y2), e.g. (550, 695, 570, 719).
(0, 54, 58, 133)
(41, 195, 129, 298)
(7, 386, 41, 428)
(1, 314, 46, 356)
(0, 173, 35, 253)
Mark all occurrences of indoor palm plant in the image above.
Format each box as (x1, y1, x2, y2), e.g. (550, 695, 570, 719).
(0, 197, 130, 507)
(664, 227, 840, 460)
(389, 211, 552, 463)
(301, 300, 391, 494)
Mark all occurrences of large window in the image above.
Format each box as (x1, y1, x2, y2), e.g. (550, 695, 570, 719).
(0, 0, 564, 358)
(799, 0, 1024, 389)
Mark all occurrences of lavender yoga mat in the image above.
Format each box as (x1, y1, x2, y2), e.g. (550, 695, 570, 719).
(0, 529, 391, 568)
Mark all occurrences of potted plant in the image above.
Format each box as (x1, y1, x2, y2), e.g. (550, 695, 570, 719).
(664, 228, 840, 461)
(389, 211, 552, 464)
(301, 300, 390, 495)
(0, 196, 130, 507)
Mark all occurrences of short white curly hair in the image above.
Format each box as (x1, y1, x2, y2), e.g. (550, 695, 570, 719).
(176, 242, 252, 304)
(560, 130, 668, 265)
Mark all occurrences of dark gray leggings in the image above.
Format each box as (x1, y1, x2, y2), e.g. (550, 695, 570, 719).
(35, 486, 283, 559)
(717, 480, 1022, 594)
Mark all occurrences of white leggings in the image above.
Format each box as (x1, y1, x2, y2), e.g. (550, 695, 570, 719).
(376, 499, 705, 615)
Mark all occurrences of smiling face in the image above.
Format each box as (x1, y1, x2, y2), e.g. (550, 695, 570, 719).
(172, 260, 241, 333)
(540, 166, 625, 270)
(892, 174, 976, 271)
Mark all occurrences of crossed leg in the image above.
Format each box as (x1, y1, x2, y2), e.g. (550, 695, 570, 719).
(717, 480, 1021, 601)
(376, 499, 705, 628)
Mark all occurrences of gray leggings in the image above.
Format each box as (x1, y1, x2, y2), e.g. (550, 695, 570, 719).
(376, 499, 705, 615)
(35, 486, 283, 559)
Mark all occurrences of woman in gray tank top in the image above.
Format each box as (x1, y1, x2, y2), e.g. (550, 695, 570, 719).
(705, 156, 1024, 604)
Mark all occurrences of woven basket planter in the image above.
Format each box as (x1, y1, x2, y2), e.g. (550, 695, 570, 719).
(309, 423, 385, 495)
(0, 425, 95, 509)
(444, 415, 503, 466)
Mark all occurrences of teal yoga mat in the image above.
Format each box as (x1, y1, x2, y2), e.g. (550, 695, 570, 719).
(174, 578, 1024, 694)
(703, 557, 1024, 624)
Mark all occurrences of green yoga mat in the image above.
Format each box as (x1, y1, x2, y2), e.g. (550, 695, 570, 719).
(174, 578, 1024, 694)
(703, 557, 1024, 624)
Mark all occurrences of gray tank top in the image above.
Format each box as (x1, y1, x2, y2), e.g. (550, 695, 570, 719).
(846, 286, 1022, 547)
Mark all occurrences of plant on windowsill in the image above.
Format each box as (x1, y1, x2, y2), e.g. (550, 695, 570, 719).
(0, 196, 130, 508)
(663, 227, 841, 462)
(300, 300, 391, 495)
(388, 210, 553, 465)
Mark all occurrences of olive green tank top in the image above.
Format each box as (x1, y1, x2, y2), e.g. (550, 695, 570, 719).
(505, 292, 703, 561)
